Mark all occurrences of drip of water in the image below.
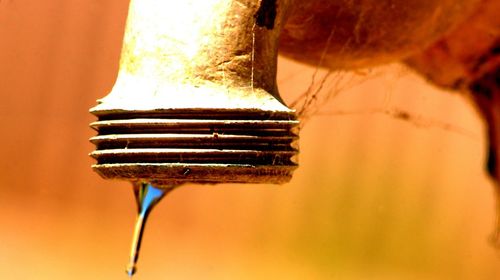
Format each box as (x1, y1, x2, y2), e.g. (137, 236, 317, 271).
(126, 182, 175, 277)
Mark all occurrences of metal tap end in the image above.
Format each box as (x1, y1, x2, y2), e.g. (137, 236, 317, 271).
(90, 108, 299, 185)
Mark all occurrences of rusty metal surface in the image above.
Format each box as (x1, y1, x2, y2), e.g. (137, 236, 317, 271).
(89, 0, 299, 186)
(90, 108, 299, 185)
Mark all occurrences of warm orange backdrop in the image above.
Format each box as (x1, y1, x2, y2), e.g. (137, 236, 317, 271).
(1, 1, 498, 279)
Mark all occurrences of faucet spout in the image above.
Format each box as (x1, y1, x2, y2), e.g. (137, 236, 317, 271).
(90, 0, 299, 186)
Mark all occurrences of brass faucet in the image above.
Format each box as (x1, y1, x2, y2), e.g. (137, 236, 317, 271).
(90, 0, 298, 187)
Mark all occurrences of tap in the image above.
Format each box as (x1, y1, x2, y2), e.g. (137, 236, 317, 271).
(90, 0, 299, 187)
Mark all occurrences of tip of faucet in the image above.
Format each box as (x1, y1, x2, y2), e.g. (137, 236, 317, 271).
(90, 108, 299, 185)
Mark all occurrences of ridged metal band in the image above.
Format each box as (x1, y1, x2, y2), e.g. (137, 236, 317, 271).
(90, 109, 299, 185)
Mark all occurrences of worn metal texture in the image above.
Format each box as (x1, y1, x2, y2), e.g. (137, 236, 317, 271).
(90, 0, 299, 186)
(90, 110, 299, 185)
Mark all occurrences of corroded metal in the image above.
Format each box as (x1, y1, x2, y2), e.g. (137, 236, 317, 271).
(90, 110, 299, 185)
(90, 0, 299, 186)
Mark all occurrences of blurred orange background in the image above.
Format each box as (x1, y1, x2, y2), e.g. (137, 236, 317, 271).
(1, 1, 499, 279)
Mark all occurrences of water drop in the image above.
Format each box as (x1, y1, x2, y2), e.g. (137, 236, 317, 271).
(126, 182, 175, 276)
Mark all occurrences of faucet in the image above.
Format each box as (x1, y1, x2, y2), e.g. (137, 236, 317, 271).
(90, 0, 299, 187)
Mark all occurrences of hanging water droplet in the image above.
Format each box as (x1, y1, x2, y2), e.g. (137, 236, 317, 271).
(126, 182, 175, 277)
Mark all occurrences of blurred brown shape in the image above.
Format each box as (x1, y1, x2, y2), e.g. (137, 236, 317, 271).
(280, 0, 481, 69)
(406, 0, 500, 244)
